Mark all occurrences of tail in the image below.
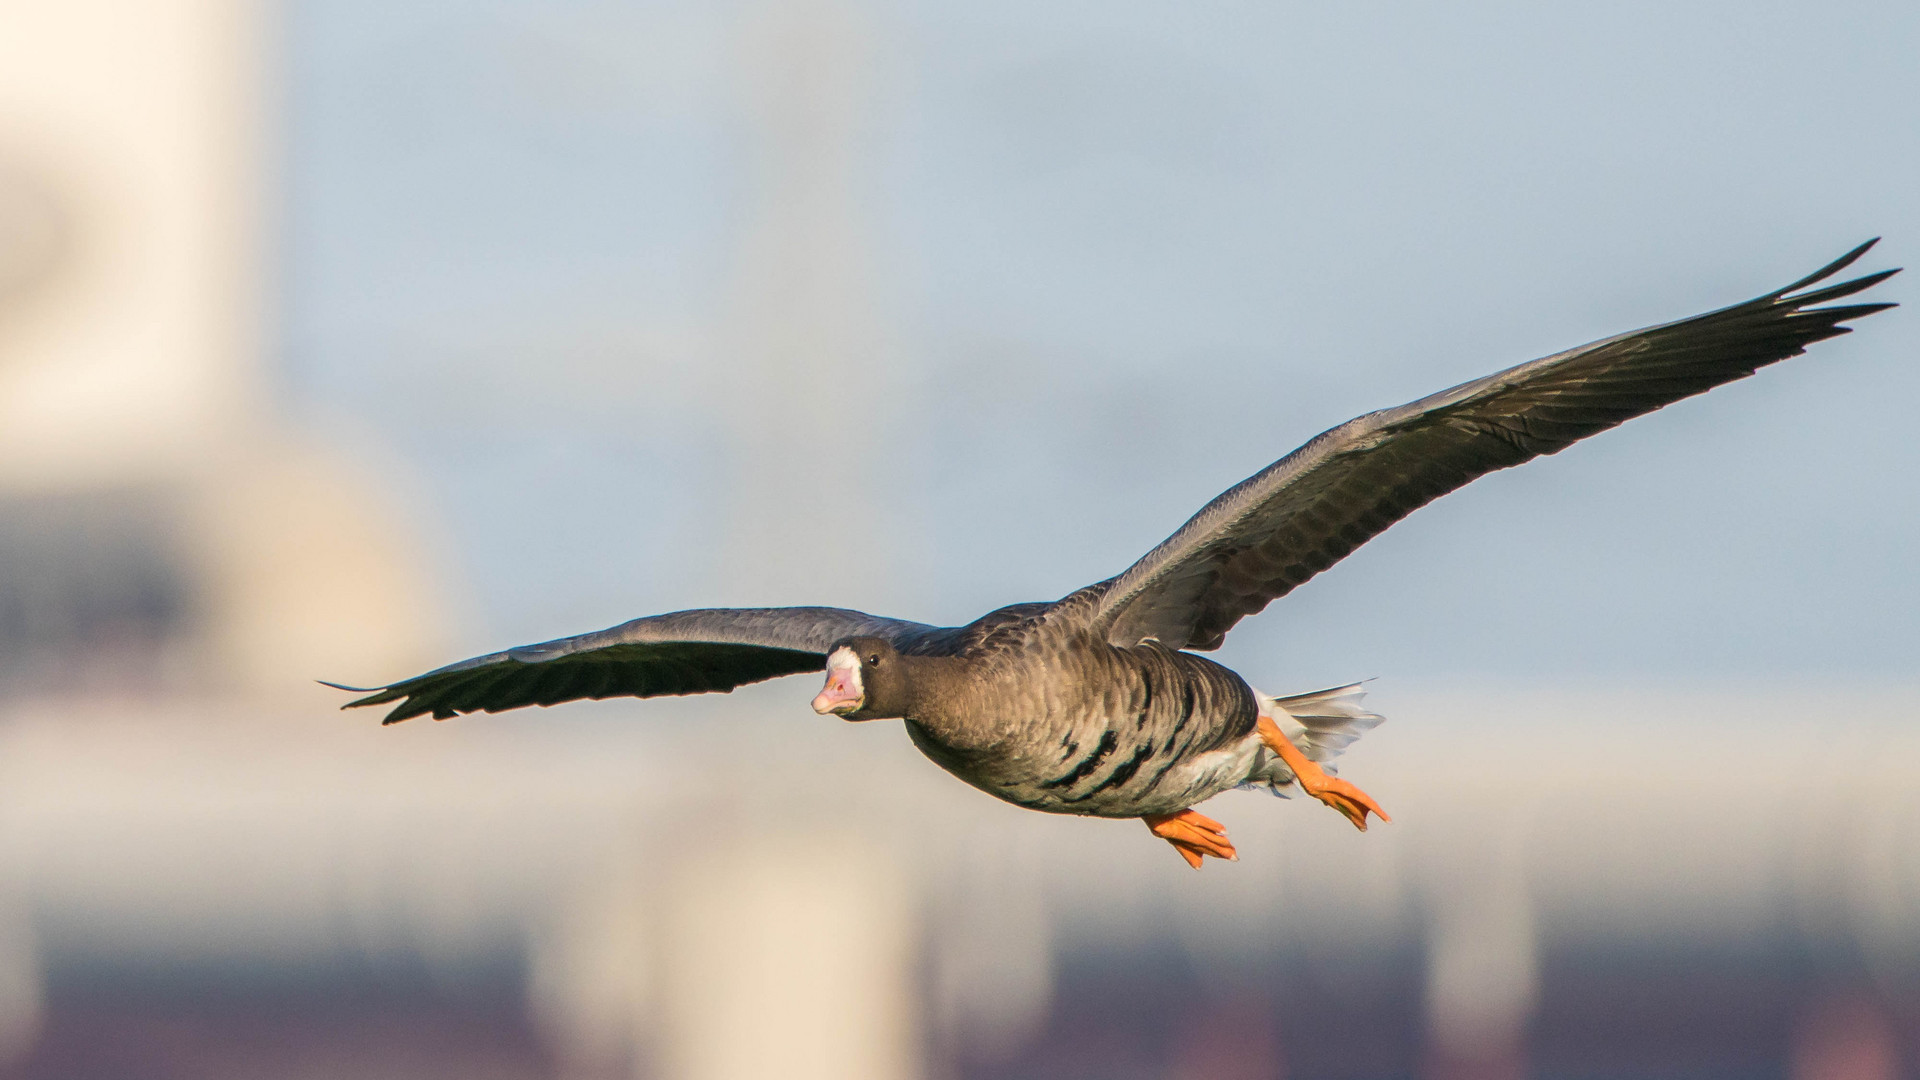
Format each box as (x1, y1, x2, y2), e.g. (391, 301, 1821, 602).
(1241, 682, 1385, 797)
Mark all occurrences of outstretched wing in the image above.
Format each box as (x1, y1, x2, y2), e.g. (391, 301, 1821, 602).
(331, 607, 938, 724)
(1090, 241, 1900, 651)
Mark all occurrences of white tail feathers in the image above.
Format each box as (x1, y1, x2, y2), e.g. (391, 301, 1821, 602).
(1259, 682, 1385, 763)
(1240, 682, 1384, 797)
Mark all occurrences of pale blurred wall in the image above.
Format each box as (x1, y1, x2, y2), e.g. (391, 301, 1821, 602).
(0, 0, 444, 693)
(0, 7, 932, 1077)
(0, 1, 261, 489)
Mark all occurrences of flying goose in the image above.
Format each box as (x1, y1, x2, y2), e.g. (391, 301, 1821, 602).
(335, 242, 1897, 868)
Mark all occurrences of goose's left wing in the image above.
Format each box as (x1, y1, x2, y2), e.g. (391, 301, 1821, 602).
(1088, 241, 1899, 652)
(330, 607, 937, 724)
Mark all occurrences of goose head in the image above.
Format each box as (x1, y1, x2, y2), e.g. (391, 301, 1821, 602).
(812, 636, 909, 720)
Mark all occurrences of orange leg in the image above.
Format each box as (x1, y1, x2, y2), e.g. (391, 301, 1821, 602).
(1256, 714, 1391, 831)
(1143, 808, 1238, 869)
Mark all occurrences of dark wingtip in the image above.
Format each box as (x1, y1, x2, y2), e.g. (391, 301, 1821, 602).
(1778, 238, 1884, 296)
(1788, 268, 1903, 311)
(319, 679, 416, 718)
(1835, 301, 1900, 319)
(378, 698, 432, 725)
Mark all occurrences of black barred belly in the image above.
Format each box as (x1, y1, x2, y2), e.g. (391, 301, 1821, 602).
(905, 646, 1261, 819)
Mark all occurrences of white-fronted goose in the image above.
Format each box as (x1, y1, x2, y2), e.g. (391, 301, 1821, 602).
(334, 242, 1897, 868)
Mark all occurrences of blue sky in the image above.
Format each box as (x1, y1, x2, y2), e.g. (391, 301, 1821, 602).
(282, 0, 1919, 691)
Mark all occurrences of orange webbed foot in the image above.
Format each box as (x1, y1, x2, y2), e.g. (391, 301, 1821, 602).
(1255, 714, 1391, 831)
(1143, 809, 1238, 869)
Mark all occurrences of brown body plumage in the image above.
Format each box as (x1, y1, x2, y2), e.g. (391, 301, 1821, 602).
(874, 611, 1265, 818)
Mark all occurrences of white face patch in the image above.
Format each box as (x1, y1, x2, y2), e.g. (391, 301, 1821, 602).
(825, 646, 864, 697)
(810, 647, 867, 716)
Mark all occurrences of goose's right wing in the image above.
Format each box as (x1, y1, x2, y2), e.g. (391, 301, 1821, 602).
(1087, 241, 1899, 651)
(329, 607, 938, 724)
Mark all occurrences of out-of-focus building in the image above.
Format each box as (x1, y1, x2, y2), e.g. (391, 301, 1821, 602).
(0, 0, 440, 699)
(0, 3, 1915, 1080)
(0, 3, 929, 1077)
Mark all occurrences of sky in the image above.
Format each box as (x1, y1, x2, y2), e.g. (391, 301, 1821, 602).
(281, 0, 1920, 697)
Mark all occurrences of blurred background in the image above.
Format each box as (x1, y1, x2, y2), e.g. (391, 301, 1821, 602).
(0, 0, 1916, 1077)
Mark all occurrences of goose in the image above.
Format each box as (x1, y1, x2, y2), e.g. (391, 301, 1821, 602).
(333, 242, 1897, 868)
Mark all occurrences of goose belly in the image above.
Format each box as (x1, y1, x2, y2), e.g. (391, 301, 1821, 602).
(903, 647, 1263, 818)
